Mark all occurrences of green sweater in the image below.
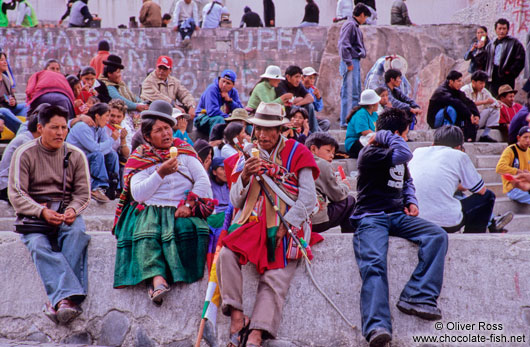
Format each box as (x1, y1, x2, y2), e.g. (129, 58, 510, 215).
(247, 81, 283, 110)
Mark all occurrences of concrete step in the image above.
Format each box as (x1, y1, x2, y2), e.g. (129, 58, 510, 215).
(330, 129, 504, 144)
(493, 196, 530, 215)
(485, 182, 503, 196)
(0, 200, 118, 218)
(478, 168, 501, 183)
(0, 215, 115, 232)
(475, 154, 500, 168)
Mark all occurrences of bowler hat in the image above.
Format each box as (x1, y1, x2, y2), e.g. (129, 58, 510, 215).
(103, 54, 124, 69)
(141, 100, 176, 127)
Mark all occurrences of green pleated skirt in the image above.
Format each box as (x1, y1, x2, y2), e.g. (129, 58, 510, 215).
(113, 202, 209, 288)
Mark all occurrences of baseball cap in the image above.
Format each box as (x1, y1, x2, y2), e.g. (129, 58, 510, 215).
(156, 56, 173, 69)
(518, 126, 530, 136)
(220, 69, 237, 83)
(302, 67, 318, 76)
(211, 157, 225, 170)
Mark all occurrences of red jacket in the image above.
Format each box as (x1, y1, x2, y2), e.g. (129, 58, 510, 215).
(25, 70, 75, 106)
(89, 51, 110, 78)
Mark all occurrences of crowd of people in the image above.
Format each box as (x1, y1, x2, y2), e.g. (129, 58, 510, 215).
(2, 2, 530, 347)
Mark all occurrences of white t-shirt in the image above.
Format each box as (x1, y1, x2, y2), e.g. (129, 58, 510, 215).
(409, 146, 485, 227)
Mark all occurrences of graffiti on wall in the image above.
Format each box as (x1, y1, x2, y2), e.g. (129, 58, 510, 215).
(0, 27, 326, 102)
(503, 0, 530, 38)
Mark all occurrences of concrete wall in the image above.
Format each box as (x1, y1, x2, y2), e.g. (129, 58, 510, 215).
(1, 232, 530, 346)
(10, 0, 473, 28)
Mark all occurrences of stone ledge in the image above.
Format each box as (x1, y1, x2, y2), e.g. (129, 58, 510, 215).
(1, 233, 529, 347)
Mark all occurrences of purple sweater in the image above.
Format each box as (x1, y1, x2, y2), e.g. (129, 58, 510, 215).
(338, 18, 366, 66)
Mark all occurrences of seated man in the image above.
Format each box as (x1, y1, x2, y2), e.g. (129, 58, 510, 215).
(498, 84, 523, 137)
(172, 0, 200, 45)
(351, 108, 448, 347)
(196, 69, 243, 137)
(99, 54, 148, 113)
(0, 106, 41, 200)
(460, 70, 500, 142)
(66, 103, 120, 203)
(306, 132, 355, 233)
(141, 55, 196, 132)
(302, 66, 330, 131)
(427, 70, 480, 142)
(9, 105, 91, 324)
(384, 68, 421, 129)
(410, 125, 511, 233)
(461, 70, 500, 142)
(276, 65, 325, 133)
(218, 102, 319, 347)
(0, 51, 25, 133)
(496, 126, 530, 204)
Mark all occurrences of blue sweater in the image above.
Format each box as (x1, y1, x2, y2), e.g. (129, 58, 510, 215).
(197, 79, 243, 118)
(306, 86, 323, 112)
(66, 122, 113, 155)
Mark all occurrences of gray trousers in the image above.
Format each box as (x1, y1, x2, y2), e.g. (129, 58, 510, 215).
(478, 107, 500, 129)
(217, 247, 298, 338)
(21, 216, 90, 307)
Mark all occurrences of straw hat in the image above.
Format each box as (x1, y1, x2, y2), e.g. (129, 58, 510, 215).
(248, 102, 289, 127)
(383, 54, 408, 75)
(225, 108, 250, 122)
(498, 84, 517, 97)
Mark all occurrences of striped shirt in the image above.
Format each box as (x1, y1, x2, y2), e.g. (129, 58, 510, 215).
(9, 138, 91, 218)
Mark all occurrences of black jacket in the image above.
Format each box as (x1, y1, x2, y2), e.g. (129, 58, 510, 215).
(427, 82, 480, 128)
(355, 0, 376, 10)
(485, 35, 526, 81)
(240, 11, 263, 27)
(263, 0, 275, 27)
(302, 2, 319, 23)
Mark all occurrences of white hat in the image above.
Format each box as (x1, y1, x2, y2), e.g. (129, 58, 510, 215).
(302, 66, 318, 76)
(260, 65, 285, 80)
(248, 102, 289, 127)
(172, 108, 190, 120)
(383, 54, 408, 75)
(358, 89, 381, 106)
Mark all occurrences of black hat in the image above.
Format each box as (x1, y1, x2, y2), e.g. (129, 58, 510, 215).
(140, 100, 176, 127)
(103, 54, 124, 69)
(98, 40, 110, 51)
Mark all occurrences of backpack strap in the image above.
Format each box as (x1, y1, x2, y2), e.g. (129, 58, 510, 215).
(510, 145, 519, 168)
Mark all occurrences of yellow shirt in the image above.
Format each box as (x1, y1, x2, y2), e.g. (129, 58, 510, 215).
(496, 144, 530, 193)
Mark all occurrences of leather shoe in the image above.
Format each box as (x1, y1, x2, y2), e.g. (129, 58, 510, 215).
(368, 328, 391, 347)
(56, 298, 82, 324)
(397, 300, 442, 321)
(42, 302, 58, 324)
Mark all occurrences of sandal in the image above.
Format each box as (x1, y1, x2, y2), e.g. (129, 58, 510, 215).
(227, 316, 250, 347)
(148, 283, 170, 305)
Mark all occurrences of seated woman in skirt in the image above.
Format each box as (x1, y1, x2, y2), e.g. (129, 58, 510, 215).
(113, 100, 214, 305)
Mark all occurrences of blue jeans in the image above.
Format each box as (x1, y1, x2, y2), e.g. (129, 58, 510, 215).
(0, 103, 27, 133)
(352, 212, 448, 339)
(21, 216, 90, 307)
(339, 59, 361, 127)
(86, 151, 120, 190)
(507, 188, 530, 204)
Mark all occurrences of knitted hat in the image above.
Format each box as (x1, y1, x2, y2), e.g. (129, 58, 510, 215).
(193, 139, 213, 162)
(98, 40, 110, 51)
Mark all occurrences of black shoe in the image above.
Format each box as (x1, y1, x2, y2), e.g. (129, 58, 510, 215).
(368, 328, 391, 347)
(489, 211, 513, 233)
(396, 300, 442, 321)
(478, 135, 497, 143)
(106, 173, 119, 200)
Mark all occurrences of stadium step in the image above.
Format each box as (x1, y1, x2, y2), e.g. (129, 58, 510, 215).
(475, 155, 501, 168)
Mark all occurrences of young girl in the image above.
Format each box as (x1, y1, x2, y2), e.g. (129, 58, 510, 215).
(375, 87, 389, 115)
(345, 89, 380, 158)
(283, 106, 310, 144)
(220, 122, 249, 159)
(67, 75, 88, 115)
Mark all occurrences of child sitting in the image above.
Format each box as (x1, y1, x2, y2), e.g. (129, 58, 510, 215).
(283, 106, 311, 144)
(172, 108, 194, 145)
(306, 132, 356, 233)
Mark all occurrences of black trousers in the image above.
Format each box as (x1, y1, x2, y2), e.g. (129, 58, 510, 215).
(443, 189, 495, 233)
(313, 195, 356, 233)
